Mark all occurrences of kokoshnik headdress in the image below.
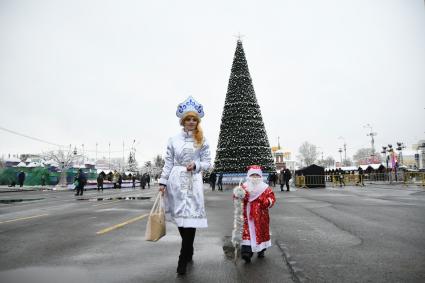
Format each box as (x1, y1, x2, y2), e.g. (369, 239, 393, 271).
(176, 96, 205, 119)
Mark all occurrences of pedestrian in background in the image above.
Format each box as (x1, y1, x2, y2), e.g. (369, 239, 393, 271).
(146, 173, 151, 188)
(272, 172, 277, 187)
(118, 173, 122, 189)
(97, 172, 104, 191)
(140, 173, 147, 189)
(158, 96, 211, 275)
(41, 173, 47, 186)
(112, 170, 119, 189)
(132, 174, 136, 188)
(217, 172, 223, 191)
(209, 171, 217, 191)
(357, 167, 365, 187)
(339, 169, 346, 187)
(267, 173, 273, 186)
(75, 169, 87, 196)
(18, 170, 25, 187)
(279, 165, 292, 192)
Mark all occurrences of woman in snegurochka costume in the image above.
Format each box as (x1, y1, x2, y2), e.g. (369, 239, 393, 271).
(236, 165, 276, 263)
(158, 96, 211, 275)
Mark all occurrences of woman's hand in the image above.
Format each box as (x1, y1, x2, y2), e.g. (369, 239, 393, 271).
(159, 184, 166, 196)
(186, 161, 196, 172)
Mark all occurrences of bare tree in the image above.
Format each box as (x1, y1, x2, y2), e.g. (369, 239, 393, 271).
(152, 155, 165, 179)
(353, 148, 382, 165)
(154, 154, 165, 168)
(43, 147, 80, 187)
(298, 141, 319, 166)
(141, 156, 165, 179)
(353, 148, 372, 164)
(342, 158, 353, 167)
(317, 156, 335, 168)
(324, 156, 335, 168)
(141, 160, 152, 175)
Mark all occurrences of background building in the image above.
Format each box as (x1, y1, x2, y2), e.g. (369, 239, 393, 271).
(271, 146, 296, 172)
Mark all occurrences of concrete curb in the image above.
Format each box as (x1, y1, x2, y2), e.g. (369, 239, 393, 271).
(0, 186, 55, 193)
(276, 240, 307, 283)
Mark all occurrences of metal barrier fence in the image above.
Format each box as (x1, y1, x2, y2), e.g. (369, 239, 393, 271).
(358, 172, 425, 186)
(295, 175, 325, 188)
(326, 174, 365, 187)
(403, 172, 425, 186)
(295, 172, 425, 188)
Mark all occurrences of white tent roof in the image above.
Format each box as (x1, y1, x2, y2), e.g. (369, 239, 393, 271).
(16, 162, 27, 167)
(339, 166, 358, 171)
(5, 157, 21, 162)
(26, 157, 46, 164)
(369, 163, 384, 170)
(26, 162, 43, 168)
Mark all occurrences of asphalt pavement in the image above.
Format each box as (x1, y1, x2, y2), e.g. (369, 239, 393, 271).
(0, 183, 424, 282)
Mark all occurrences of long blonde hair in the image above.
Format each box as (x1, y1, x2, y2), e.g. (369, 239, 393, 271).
(180, 111, 204, 148)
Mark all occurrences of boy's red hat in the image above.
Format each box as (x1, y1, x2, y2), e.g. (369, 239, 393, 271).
(247, 165, 263, 176)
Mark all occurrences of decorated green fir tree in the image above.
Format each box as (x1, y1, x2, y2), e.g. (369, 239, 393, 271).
(214, 40, 275, 173)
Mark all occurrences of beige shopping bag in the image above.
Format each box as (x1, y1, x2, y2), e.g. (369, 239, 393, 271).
(145, 193, 166, 241)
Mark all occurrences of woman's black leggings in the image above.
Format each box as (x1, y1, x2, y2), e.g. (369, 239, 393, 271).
(178, 227, 196, 260)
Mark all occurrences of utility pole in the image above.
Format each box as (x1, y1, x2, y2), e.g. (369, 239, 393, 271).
(364, 124, 377, 155)
(122, 141, 125, 172)
(338, 136, 347, 163)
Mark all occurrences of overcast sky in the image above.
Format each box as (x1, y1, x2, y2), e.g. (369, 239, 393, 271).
(1, 0, 424, 164)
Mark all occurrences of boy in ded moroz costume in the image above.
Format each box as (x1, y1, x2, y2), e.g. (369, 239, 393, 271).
(158, 96, 211, 275)
(234, 165, 276, 263)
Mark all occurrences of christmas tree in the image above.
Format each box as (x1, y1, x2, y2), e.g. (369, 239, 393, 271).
(214, 40, 275, 173)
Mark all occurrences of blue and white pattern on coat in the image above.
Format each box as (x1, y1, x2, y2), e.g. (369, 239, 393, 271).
(159, 130, 211, 228)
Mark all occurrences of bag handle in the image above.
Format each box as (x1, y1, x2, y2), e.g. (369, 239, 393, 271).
(150, 193, 164, 215)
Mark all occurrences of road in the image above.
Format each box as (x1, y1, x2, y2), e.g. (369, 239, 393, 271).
(0, 184, 424, 282)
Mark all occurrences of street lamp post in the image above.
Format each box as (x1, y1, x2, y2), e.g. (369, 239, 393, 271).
(396, 142, 405, 166)
(364, 124, 377, 157)
(381, 146, 388, 168)
(381, 145, 391, 182)
(338, 136, 347, 165)
(108, 142, 111, 170)
(82, 144, 85, 165)
(382, 143, 403, 183)
(387, 144, 398, 182)
(338, 148, 343, 165)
